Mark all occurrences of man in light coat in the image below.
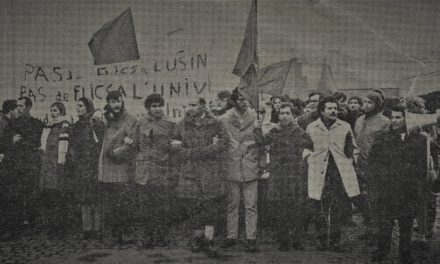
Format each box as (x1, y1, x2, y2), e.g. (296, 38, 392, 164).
(98, 91, 137, 244)
(218, 88, 264, 252)
(304, 96, 361, 252)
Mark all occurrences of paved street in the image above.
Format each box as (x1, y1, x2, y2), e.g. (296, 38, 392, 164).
(1, 202, 440, 264)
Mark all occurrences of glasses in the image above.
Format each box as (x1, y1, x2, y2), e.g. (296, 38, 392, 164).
(236, 98, 246, 102)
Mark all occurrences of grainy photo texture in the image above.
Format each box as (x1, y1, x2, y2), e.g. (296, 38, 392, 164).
(0, 0, 440, 263)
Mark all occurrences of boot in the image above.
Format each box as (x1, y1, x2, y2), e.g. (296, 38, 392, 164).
(316, 234, 328, 251)
(277, 232, 289, 252)
(371, 249, 388, 262)
(206, 240, 217, 258)
(246, 239, 258, 253)
(291, 241, 304, 251)
(220, 238, 236, 249)
(191, 231, 205, 253)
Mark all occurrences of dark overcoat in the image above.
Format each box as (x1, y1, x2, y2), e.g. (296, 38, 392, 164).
(135, 114, 177, 187)
(173, 110, 229, 200)
(65, 114, 105, 203)
(264, 123, 312, 201)
(367, 130, 432, 218)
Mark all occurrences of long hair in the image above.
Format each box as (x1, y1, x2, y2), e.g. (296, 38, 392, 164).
(51, 102, 66, 116)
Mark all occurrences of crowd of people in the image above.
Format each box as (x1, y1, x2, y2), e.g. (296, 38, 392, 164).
(0, 88, 439, 263)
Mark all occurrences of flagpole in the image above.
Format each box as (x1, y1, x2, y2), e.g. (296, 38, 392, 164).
(257, 92, 261, 120)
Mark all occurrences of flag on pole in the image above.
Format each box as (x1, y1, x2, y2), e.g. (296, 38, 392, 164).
(238, 64, 259, 109)
(258, 59, 294, 96)
(233, 0, 259, 108)
(316, 59, 337, 96)
(88, 7, 140, 65)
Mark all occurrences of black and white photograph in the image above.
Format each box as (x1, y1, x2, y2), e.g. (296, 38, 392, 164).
(0, 0, 439, 263)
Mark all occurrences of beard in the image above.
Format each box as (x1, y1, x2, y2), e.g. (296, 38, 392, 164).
(105, 105, 124, 121)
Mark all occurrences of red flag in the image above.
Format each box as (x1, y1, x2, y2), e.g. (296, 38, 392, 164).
(258, 59, 294, 96)
(88, 7, 140, 65)
(316, 59, 337, 96)
(234, 0, 259, 108)
(233, 0, 258, 77)
(238, 64, 259, 108)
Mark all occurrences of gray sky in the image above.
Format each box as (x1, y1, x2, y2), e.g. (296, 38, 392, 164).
(1, 0, 439, 118)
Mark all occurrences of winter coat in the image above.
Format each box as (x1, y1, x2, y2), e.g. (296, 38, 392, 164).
(66, 113, 105, 203)
(0, 115, 13, 184)
(354, 113, 390, 168)
(0, 114, 9, 143)
(297, 111, 319, 131)
(39, 120, 69, 191)
(218, 108, 264, 182)
(367, 130, 433, 218)
(263, 123, 312, 201)
(135, 114, 177, 186)
(305, 118, 360, 200)
(98, 110, 137, 183)
(2, 115, 44, 183)
(173, 110, 229, 199)
(346, 109, 363, 130)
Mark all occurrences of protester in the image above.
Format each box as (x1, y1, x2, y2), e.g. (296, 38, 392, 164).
(38, 102, 70, 235)
(297, 92, 323, 130)
(368, 104, 436, 264)
(218, 88, 264, 252)
(0, 99, 19, 241)
(346, 96, 363, 130)
(269, 96, 282, 123)
(98, 91, 137, 244)
(334, 91, 348, 121)
(262, 102, 312, 251)
(2, 97, 44, 228)
(172, 97, 228, 257)
(354, 90, 390, 231)
(213, 90, 233, 116)
(65, 98, 105, 240)
(404, 96, 437, 247)
(304, 96, 361, 252)
(134, 94, 178, 248)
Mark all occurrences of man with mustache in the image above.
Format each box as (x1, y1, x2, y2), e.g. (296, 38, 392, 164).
(98, 91, 137, 244)
(304, 96, 361, 252)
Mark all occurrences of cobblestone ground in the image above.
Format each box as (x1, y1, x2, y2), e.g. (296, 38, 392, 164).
(1, 200, 439, 264)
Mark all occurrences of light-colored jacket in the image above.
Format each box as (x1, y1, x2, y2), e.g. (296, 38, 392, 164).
(219, 108, 263, 182)
(305, 118, 360, 200)
(354, 113, 390, 168)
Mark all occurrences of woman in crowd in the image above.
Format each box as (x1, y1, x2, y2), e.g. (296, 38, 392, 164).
(262, 102, 313, 251)
(66, 97, 105, 240)
(39, 102, 70, 235)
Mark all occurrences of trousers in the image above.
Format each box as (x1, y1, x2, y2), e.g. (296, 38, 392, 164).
(226, 180, 258, 240)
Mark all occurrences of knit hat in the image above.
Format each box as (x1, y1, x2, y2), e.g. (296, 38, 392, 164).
(366, 90, 384, 108)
